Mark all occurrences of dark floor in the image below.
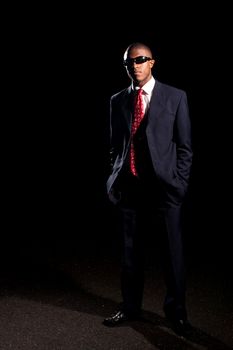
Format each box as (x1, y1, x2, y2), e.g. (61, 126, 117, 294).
(0, 230, 232, 350)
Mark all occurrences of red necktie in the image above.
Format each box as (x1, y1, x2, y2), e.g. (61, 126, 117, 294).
(130, 88, 145, 176)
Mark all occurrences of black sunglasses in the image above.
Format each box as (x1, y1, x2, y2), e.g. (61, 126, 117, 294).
(123, 56, 152, 67)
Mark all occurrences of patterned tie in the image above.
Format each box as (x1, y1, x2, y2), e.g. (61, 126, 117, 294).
(130, 88, 145, 176)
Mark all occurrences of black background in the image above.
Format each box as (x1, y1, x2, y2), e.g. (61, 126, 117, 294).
(3, 5, 232, 265)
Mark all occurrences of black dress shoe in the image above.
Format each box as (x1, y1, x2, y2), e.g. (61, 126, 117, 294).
(164, 305, 191, 336)
(167, 316, 192, 336)
(103, 310, 138, 327)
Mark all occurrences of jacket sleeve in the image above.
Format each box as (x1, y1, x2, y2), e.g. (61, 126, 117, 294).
(175, 91, 193, 185)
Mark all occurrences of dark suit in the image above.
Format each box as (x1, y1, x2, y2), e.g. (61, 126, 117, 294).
(106, 79, 193, 320)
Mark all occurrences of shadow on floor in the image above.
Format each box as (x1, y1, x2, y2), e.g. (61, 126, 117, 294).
(0, 259, 232, 350)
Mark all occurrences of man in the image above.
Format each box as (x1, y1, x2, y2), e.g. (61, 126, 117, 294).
(103, 42, 193, 336)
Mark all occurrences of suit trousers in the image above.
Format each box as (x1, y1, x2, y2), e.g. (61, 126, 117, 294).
(117, 177, 187, 319)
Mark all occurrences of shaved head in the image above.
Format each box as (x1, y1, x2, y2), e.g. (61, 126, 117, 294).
(124, 42, 153, 60)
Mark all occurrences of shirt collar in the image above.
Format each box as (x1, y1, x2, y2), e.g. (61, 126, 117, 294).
(131, 76, 155, 95)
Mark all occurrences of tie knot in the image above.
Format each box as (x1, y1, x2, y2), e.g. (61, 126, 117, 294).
(137, 88, 143, 96)
(134, 88, 144, 115)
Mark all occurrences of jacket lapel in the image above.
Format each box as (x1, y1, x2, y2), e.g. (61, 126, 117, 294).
(148, 80, 164, 122)
(122, 87, 134, 132)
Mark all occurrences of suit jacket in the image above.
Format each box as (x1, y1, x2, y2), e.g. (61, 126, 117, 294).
(107, 80, 193, 205)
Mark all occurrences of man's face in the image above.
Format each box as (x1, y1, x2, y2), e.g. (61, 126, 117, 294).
(123, 47, 155, 86)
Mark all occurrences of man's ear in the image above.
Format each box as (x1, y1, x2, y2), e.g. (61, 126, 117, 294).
(150, 59, 156, 68)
